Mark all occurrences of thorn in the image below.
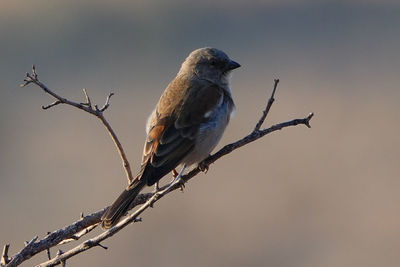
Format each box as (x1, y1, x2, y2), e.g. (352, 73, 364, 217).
(97, 243, 108, 250)
(46, 247, 51, 260)
(56, 249, 66, 267)
(42, 100, 62, 110)
(80, 212, 84, 219)
(44, 232, 51, 260)
(134, 217, 142, 223)
(24, 236, 38, 247)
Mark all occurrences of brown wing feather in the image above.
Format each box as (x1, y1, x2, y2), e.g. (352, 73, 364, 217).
(134, 76, 228, 187)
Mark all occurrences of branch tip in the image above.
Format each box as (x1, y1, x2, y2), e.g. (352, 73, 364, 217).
(42, 100, 62, 110)
(31, 65, 38, 79)
(1, 244, 10, 265)
(254, 78, 280, 131)
(97, 243, 108, 250)
(24, 236, 38, 247)
(81, 88, 92, 107)
(271, 79, 279, 98)
(304, 112, 314, 128)
(46, 248, 51, 260)
(99, 92, 114, 112)
(134, 217, 142, 223)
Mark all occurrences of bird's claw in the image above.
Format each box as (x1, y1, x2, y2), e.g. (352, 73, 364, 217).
(198, 161, 209, 173)
(178, 179, 185, 192)
(152, 181, 160, 193)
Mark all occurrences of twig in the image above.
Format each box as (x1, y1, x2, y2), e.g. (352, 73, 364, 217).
(20, 66, 134, 184)
(1, 244, 10, 265)
(95, 92, 114, 112)
(42, 100, 62, 110)
(254, 79, 279, 131)
(81, 88, 91, 107)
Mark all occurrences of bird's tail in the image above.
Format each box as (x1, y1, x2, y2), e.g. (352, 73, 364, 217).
(101, 179, 146, 229)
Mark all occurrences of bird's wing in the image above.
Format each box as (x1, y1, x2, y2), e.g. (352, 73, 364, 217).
(131, 78, 226, 187)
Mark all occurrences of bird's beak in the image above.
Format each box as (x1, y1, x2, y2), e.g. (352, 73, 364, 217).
(228, 60, 241, 70)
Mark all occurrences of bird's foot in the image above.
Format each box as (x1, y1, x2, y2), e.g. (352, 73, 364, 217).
(152, 181, 160, 194)
(170, 173, 186, 192)
(177, 178, 185, 192)
(171, 165, 186, 192)
(198, 161, 209, 173)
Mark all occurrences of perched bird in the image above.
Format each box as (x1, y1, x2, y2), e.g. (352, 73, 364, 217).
(101, 47, 240, 229)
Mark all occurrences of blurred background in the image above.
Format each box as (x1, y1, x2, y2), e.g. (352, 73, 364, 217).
(1, 0, 399, 266)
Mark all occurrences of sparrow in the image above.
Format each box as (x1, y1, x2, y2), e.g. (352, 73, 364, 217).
(101, 47, 240, 229)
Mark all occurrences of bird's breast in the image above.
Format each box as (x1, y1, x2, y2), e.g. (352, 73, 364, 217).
(182, 97, 233, 166)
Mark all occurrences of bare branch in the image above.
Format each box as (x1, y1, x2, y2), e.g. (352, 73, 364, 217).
(20, 66, 134, 184)
(37, 172, 187, 267)
(254, 79, 279, 131)
(6, 68, 313, 267)
(30, 111, 314, 267)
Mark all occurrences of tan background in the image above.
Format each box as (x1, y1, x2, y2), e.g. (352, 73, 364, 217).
(1, 1, 399, 266)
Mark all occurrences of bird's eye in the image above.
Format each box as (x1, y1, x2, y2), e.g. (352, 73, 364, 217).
(210, 60, 217, 66)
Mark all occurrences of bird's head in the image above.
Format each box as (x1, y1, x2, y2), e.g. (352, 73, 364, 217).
(179, 47, 240, 86)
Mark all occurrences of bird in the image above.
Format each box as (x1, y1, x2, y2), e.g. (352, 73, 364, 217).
(101, 47, 240, 229)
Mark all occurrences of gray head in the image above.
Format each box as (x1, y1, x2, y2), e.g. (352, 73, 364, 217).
(179, 47, 240, 85)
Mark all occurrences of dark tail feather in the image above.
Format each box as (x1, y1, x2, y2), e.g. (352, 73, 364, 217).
(101, 179, 146, 229)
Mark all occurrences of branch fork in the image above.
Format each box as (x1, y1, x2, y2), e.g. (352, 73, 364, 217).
(20, 66, 133, 184)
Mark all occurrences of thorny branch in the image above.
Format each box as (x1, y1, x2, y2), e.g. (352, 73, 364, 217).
(3, 66, 314, 267)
